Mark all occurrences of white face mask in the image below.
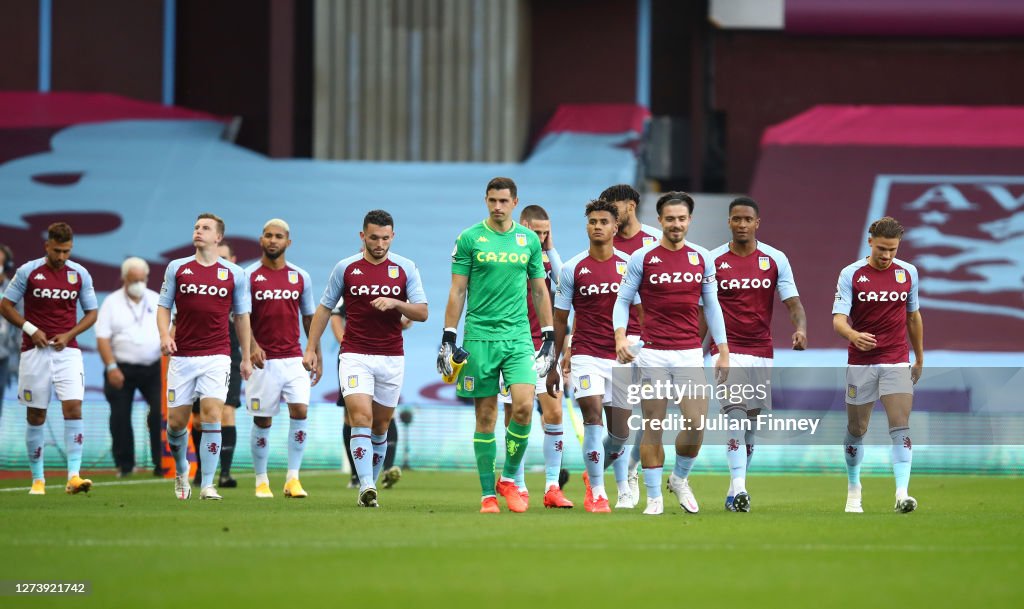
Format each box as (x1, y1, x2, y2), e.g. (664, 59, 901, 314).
(126, 281, 146, 299)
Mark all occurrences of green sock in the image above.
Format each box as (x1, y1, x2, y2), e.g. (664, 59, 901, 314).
(502, 419, 531, 479)
(473, 432, 497, 497)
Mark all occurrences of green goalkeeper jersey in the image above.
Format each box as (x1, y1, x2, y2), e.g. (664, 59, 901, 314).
(451, 220, 546, 341)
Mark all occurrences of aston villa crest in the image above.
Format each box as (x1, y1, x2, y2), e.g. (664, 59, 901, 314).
(217, 268, 229, 281)
(515, 233, 527, 247)
(642, 236, 656, 246)
(616, 261, 627, 275)
(66, 270, 78, 284)
(895, 269, 906, 284)
(687, 252, 700, 266)
(759, 256, 770, 271)
(288, 270, 299, 284)
(388, 265, 400, 279)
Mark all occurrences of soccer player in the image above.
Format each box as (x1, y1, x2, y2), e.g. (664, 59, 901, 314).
(706, 196, 806, 512)
(158, 213, 253, 501)
(546, 199, 637, 512)
(832, 216, 923, 514)
(190, 241, 244, 489)
(0, 222, 97, 495)
(496, 204, 572, 509)
(613, 192, 729, 515)
(438, 177, 557, 514)
(601, 183, 661, 503)
(245, 219, 319, 499)
(303, 210, 427, 508)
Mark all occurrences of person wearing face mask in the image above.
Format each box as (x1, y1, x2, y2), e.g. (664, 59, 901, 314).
(96, 256, 165, 477)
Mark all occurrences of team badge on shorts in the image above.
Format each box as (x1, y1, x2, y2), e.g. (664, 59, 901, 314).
(288, 270, 299, 284)
(515, 233, 527, 247)
(348, 375, 358, 388)
(251, 399, 261, 411)
(388, 265, 400, 279)
(688, 252, 700, 265)
(67, 270, 78, 284)
(167, 389, 175, 403)
(759, 256, 771, 271)
(579, 375, 591, 390)
(465, 376, 475, 392)
(217, 268, 229, 281)
(895, 269, 906, 284)
(23, 389, 32, 402)
(847, 384, 858, 400)
(642, 236, 655, 246)
(616, 261, 627, 275)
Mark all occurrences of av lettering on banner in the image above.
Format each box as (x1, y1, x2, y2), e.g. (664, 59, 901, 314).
(865, 175, 1024, 321)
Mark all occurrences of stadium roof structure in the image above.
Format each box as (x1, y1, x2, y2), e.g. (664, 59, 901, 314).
(750, 104, 1024, 352)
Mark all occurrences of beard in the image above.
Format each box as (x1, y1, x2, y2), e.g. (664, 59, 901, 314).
(263, 249, 283, 260)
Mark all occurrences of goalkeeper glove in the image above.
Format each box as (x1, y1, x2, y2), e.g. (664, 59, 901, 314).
(436, 328, 457, 377)
(534, 326, 555, 377)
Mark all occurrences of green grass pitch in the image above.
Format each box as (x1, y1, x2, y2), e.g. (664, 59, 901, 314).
(0, 471, 1019, 608)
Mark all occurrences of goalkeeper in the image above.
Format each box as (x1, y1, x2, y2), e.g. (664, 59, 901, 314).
(438, 177, 556, 514)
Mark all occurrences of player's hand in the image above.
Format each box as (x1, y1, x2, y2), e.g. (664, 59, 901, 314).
(240, 358, 253, 381)
(29, 329, 49, 350)
(545, 368, 562, 398)
(792, 330, 807, 351)
(714, 353, 730, 385)
(615, 336, 635, 363)
(542, 230, 554, 251)
(106, 367, 125, 390)
(850, 332, 877, 352)
(370, 297, 399, 312)
(534, 328, 556, 377)
(251, 343, 266, 369)
(302, 348, 317, 373)
(49, 332, 72, 351)
(310, 351, 323, 387)
(561, 353, 571, 387)
(911, 360, 923, 385)
(437, 329, 456, 377)
(161, 335, 177, 356)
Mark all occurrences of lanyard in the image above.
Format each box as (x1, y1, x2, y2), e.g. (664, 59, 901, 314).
(125, 292, 147, 326)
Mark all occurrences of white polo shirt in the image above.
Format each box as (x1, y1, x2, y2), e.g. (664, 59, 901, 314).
(95, 287, 162, 365)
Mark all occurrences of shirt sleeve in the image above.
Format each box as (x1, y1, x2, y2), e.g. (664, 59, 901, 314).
(77, 266, 98, 311)
(700, 253, 726, 345)
(94, 297, 113, 339)
(546, 248, 563, 286)
(158, 261, 178, 310)
(774, 251, 799, 301)
(231, 266, 250, 315)
(299, 269, 316, 316)
(613, 251, 643, 332)
(554, 261, 574, 311)
(832, 265, 855, 316)
(906, 264, 920, 313)
(527, 234, 545, 280)
(404, 261, 428, 304)
(450, 231, 474, 276)
(2, 263, 30, 304)
(319, 261, 347, 309)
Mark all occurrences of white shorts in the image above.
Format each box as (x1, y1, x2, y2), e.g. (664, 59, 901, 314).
(18, 347, 85, 408)
(571, 354, 632, 409)
(711, 352, 773, 412)
(846, 364, 913, 405)
(245, 357, 311, 417)
(497, 372, 545, 404)
(339, 353, 404, 408)
(635, 347, 706, 399)
(166, 354, 231, 408)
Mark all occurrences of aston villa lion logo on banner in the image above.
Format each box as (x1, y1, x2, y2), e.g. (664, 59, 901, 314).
(867, 175, 1024, 322)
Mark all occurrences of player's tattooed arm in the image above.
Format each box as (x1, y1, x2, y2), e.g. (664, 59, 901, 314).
(0, 298, 49, 348)
(783, 296, 808, 350)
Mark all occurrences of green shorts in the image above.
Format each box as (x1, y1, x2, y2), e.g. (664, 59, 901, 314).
(457, 338, 537, 398)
